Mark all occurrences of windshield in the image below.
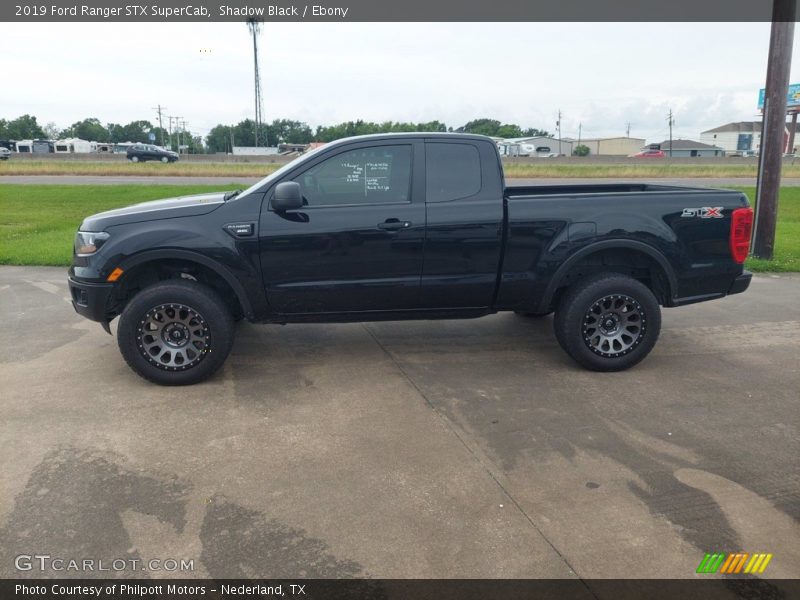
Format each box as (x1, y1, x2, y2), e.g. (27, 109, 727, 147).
(236, 144, 331, 199)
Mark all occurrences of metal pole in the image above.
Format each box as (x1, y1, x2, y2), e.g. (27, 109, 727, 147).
(152, 105, 166, 146)
(668, 109, 674, 158)
(557, 109, 562, 156)
(753, 0, 795, 259)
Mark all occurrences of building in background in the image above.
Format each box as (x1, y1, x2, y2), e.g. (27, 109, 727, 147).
(654, 139, 725, 157)
(701, 122, 763, 155)
(700, 121, 800, 155)
(568, 137, 645, 156)
(500, 136, 573, 157)
(232, 146, 279, 156)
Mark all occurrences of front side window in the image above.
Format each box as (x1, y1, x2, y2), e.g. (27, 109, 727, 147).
(296, 145, 412, 207)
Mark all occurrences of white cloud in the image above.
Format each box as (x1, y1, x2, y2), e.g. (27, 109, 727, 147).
(2, 21, 798, 142)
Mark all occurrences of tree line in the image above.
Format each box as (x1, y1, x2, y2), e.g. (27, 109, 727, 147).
(205, 118, 549, 153)
(1, 114, 549, 154)
(0, 115, 203, 153)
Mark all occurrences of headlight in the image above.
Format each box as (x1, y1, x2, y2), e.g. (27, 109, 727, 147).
(74, 231, 110, 256)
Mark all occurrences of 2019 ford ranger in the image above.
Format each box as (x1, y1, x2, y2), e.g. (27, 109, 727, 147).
(68, 133, 753, 385)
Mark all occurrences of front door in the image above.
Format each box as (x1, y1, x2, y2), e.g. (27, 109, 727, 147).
(259, 140, 425, 315)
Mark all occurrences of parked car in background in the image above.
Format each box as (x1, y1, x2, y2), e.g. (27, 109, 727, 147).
(631, 149, 666, 158)
(127, 144, 179, 163)
(0, 147, 11, 160)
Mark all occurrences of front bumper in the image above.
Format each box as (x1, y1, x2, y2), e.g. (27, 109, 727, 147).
(728, 271, 752, 296)
(68, 277, 114, 322)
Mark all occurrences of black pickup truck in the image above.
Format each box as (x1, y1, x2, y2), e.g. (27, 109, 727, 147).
(69, 133, 753, 385)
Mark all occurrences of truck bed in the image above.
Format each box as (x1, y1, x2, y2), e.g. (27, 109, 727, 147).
(505, 182, 715, 197)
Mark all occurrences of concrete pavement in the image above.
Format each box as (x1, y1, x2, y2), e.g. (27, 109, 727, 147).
(0, 266, 798, 582)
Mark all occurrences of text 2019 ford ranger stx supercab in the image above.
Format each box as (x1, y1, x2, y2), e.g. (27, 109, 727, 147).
(68, 133, 753, 385)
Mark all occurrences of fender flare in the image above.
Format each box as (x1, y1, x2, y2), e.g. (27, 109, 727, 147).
(537, 239, 677, 313)
(116, 248, 255, 319)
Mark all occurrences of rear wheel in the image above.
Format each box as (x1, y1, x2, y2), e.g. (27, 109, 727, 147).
(554, 273, 660, 371)
(117, 279, 234, 385)
(130, 155, 139, 163)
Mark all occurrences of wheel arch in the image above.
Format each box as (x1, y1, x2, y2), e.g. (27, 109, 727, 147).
(537, 240, 677, 313)
(111, 249, 253, 320)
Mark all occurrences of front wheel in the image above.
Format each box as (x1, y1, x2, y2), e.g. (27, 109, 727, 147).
(130, 155, 139, 163)
(117, 280, 234, 385)
(161, 156, 169, 163)
(554, 273, 661, 371)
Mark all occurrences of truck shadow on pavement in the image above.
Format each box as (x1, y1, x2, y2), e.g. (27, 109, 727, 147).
(0, 446, 371, 583)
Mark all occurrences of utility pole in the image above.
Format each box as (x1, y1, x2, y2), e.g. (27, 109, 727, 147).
(754, 0, 796, 260)
(152, 104, 166, 146)
(556, 109, 562, 155)
(578, 122, 582, 145)
(667, 109, 675, 157)
(181, 119, 188, 154)
(173, 116, 183, 153)
(165, 116, 174, 150)
(626, 122, 631, 137)
(168, 116, 182, 152)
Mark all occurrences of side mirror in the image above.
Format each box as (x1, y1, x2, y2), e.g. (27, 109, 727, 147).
(272, 182, 303, 211)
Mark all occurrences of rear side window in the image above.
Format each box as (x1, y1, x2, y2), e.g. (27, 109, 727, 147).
(426, 143, 481, 203)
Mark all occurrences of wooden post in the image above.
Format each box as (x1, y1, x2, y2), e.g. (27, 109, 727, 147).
(753, 0, 796, 259)
(788, 111, 798, 154)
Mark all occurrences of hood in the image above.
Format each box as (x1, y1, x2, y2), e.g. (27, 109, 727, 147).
(80, 192, 226, 231)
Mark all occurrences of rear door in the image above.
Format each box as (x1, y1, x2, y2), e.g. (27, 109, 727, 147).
(259, 139, 426, 314)
(420, 140, 505, 309)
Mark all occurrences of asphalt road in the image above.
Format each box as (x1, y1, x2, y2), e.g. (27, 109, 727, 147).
(0, 266, 798, 585)
(3, 175, 800, 186)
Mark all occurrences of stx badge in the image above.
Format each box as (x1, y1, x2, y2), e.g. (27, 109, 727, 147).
(681, 207, 724, 218)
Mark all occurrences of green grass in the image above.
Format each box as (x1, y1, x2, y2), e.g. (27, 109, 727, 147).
(501, 163, 800, 179)
(0, 184, 798, 271)
(0, 160, 283, 177)
(0, 184, 241, 266)
(732, 186, 800, 273)
(4, 159, 800, 179)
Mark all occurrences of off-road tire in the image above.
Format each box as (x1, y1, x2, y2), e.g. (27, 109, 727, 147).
(117, 279, 234, 385)
(554, 273, 661, 371)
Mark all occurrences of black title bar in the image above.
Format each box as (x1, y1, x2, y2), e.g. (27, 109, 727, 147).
(3, 0, 800, 22)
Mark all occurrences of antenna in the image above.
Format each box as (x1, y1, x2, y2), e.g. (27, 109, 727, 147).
(247, 18, 266, 147)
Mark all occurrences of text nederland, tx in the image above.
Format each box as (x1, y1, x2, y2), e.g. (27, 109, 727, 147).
(15, 583, 304, 596)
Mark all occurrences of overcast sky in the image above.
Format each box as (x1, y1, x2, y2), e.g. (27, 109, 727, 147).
(3, 22, 800, 143)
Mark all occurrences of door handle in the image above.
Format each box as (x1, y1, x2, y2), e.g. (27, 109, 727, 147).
(378, 219, 411, 231)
